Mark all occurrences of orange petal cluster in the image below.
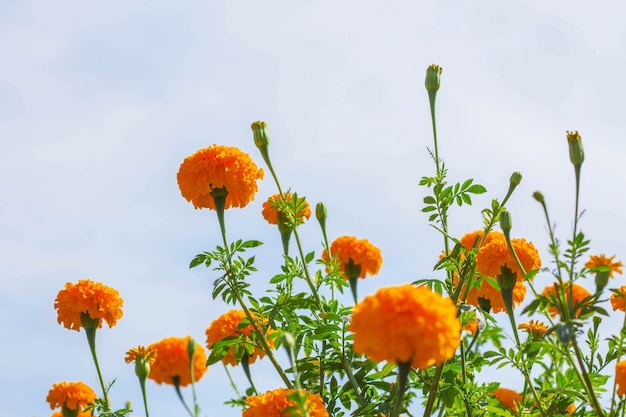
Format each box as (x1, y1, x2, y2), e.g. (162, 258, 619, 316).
(46, 381, 97, 412)
(350, 284, 460, 369)
(470, 233, 541, 281)
(242, 388, 328, 417)
(518, 320, 548, 338)
(125, 345, 157, 365)
(261, 192, 311, 225)
(206, 309, 274, 366)
(542, 283, 592, 318)
(492, 387, 522, 412)
(617, 360, 626, 397)
(51, 411, 95, 417)
(177, 145, 264, 210)
(322, 236, 383, 279)
(54, 279, 124, 331)
(611, 286, 626, 312)
(148, 336, 208, 386)
(585, 254, 623, 278)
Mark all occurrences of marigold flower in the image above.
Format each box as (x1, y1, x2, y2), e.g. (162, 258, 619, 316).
(475, 234, 542, 281)
(242, 388, 329, 417)
(542, 283, 592, 318)
(261, 192, 311, 225)
(492, 387, 522, 412)
(125, 345, 158, 379)
(148, 336, 208, 386)
(321, 236, 383, 279)
(566, 403, 576, 414)
(54, 279, 124, 331)
(459, 230, 502, 251)
(586, 254, 623, 278)
(518, 320, 548, 338)
(617, 360, 626, 396)
(350, 284, 460, 369)
(611, 286, 626, 312)
(177, 145, 264, 210)
(206, 309, 275, 366)
(462, 278, 526, 314)
(51, 411, 95, 417)
(46, 381, 97, 412)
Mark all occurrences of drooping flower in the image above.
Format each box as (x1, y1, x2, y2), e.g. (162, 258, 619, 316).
(148, 336, 208, 386)
(261, 192, 311, 225)
(611, 286, 626, 312)
(54, 279, 124, 331)
(321, 236, 383, 279)
(492, 387, 522, 412)
(585, 254, 623, 278)
(177, 145, 264, 210)
(242, 388, 328, 417)
(616, 360, 626, 396)
(462, 278, 526, 314)
(518, 320, 548, 339)
(350, 284, 461, 369)
(542, 283, 592, 318)
(206, 310, 275, 366)
(46, 381, 97, 413)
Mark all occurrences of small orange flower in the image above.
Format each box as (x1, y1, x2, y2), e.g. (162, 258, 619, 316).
(54, 279, 124, 331)
(262, 192, 311, 225)
(617, 360, 626, 396)
(542, 283, 592, 318)
(350, 284, 460, 369)
(492, 387, 522, 412)
(322, 236, 383, 279)
(206, 310, 275, 366)
(177, 145, 264, 210)
(148, 336, 208, 386)
(51, 411, 94, 417)
(565, 403, 576, 414)
(518, 320, 548, 338)
(611, 286, 626, 312)
(462, 278, 526, 314)
(125, 345, 157, 365)
(46, 381, 97, 412)
(586, 254, 623, 278)
(242, 388, 329, 417)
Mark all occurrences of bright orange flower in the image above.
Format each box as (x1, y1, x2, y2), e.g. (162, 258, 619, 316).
(518, 320, 548, 338)
(242, 388, 328, 417)
(475, 234, 541, 281)
(206, 310, 275, 366)
(350, 284, 460, 369)
(492, 387, 522, 412)
(46, 381, 97, 412)
(611, 286, 626, 312)
(177, 145, 264, 210)
(542, 283, 592, 318)
(321, 236, 383, 279)
(148, 336, 208, 386)
(586, 254, 623, 278)
(459, 230, 503, 250)
(125, 345, 157, 365)
(617, 360, 626, 396)
(261, 192, 311, 225)
(566, 403, 576, 414)
(54, 279, 124, 331)
(462, 278, 526, 314)
(51, 411, 94, 417)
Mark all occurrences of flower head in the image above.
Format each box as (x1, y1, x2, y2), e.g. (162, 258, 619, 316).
(148, 336, 208, 386)
(474, 233, 542, 281)
(51, 411, 94, 417)
(492, 387, 522, 412)
(611, 286, 626, 312)
(206, 309, 275, 366)
(54, 279, 124, 331)
(617, 360, 626, 397)
(242, 388, 328, 417)
(350, 284, 460, 369)
(46, 381, 97, 412)
(322, 236, 383, 279)
(542, 283, 592, 318)
(586, 254, 623, 278)
(177, 145, 264, 210)
(518, 320, 548, 339)
(261, 193, 311, 225)
(125, 345, 158, 379)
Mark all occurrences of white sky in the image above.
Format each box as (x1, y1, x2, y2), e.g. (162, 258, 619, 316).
(1, 1, 626, 416)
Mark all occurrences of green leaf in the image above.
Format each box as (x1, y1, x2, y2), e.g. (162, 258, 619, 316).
(467, 184, 487, 194)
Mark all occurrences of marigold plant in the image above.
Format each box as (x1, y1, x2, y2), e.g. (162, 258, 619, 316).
(148, 336, 208, 386)
(242, 388, 329, 417)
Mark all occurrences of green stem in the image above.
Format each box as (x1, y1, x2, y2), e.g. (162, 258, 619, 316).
(139, 376, 149, 417)
(85, 327, 110, 409)
(223, 363, 242, 397)
(459, 342, 473, 417)
(423, 364, 444, 417)
(173, 380, 195, 417)
(391, 361, 411, 417)
(610, 315, 626, 415)
(564, 338, 605, 417)
(568, 165, 581, 282)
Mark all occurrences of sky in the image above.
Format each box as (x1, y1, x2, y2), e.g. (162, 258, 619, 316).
(1, 1, 626, 416)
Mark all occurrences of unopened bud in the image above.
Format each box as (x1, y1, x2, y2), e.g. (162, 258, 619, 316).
(251, 121, 270, 149)
(595, 270, 610, 292)
(187, 337, 197, 361)
(566, 130, 584, 166)
(532, 191, 545, 204)
(425, 64, 442, 93)
(509, 171, 522, 186)
(315, 202, 327, 226)
(499, 210, 512, 235)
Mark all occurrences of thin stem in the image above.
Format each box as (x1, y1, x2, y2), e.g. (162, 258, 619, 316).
(568, 165, 581, 281)
(174, 382, 195, 417)
(139, 377, 149, 417)
(459, 342, 473, 417)
(223, 363, 242, 397)
(423, 364, 444, 417)
(391, 361, 411, 417)
(571, 336, 605, 416)
(85, 327, 109, 409)
(610, 315, 626, 415)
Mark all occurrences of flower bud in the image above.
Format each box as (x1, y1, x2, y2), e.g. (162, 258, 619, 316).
(556, 323, 572, 346)
(566, 130, 584, 166)
(499, 210, 512, 235)
(595, 270, 610, 292)
(425, 64, 442, 93)
(251, 121, 270, 149)
(497, 265, 517, 314)
(315, 202, 327, 226)
(532, 191, 545, 204)
(187, 337, 197, 361)
(509, 171, 522, 186)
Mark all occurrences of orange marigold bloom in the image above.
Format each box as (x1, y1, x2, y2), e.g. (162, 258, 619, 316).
(586, 254, 623, 278)
(51, 411, 94, 417)
(321, 236, 383, 279)
(492, 387, 522, 412)
(54, 279, 124, 331)
(542, 282, 592, 318)
(474, 234, 541, 281)
(350, 284, 460, 369)
(261, 192, 311, 225)
(565, 403, 576, 414)
(518, 320, 548, 338)
(462, 278, 526, 314)
(177, 145, 264, 210)
(47, 381, 97, 412)
(617, 360, 626, 396)
(125, 345, 157, 365)
(459, 230, 503, 250)
(206, 309, 275, 366)
(611, 286, 626, 312)
(148, 336, 208, 386)
(242, 388, 329, 417)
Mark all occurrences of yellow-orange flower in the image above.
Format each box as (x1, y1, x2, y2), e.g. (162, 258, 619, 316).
(542, 283, 592, 318)
(459, 230, 502, 250)
(617, 360, 626, 396)
(586, 254, 623, 278)
(242, 388, 328, 417)
(51, 411, 94, 417)
(518, 320, 548, 338)
(322, 236, 383, 279)
(206, 309, 275, 366)
(125, 345, 157, 365)
(54, 279, 124, 331)
(46, 381, 97, 412)
(462, 278, 526, 314)
(475, 234, 541, 281)
(177, 145, 264, 210)
(566, 403, 576, 414)
(611, 286, 626, 312)
(261, 192, 311, 225)
(350, 284, 460, 369)
(148, 336, 208, 386)
(492, 387, 522, 412)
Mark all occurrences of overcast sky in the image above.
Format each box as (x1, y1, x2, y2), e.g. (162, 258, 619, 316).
(2, 1, 626, 416)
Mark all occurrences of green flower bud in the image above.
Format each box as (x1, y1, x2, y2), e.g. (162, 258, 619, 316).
(499, 210, 512, 235)
(509, 171, 522, 186)
(595, 270, 610, 292)
(251, 121, 270, 149)
(497, 265, 517, 314)
(425, 64, 442, 93)
(315, 202, 327, 225)
(566, 130, 584, 166)
(532, 191, 545, 204)
(187, 337, 197, 361)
